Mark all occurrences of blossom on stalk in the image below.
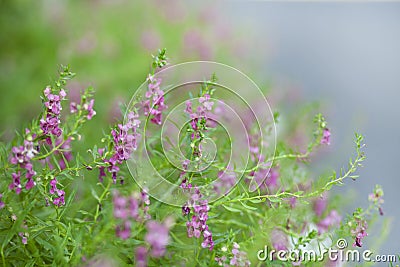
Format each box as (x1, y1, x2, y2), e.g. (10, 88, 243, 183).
(317, 210, 341, 234)
(145, 220, 171, 258)
(351, 218, 368, 247)
(9, 134, 38, 194)
(368, 185, 384, 216)
(49, 178, 65, 207)
(142, 74, 167, 125)
(229, 243, 251, 267)
(321, 128, 331, 145)
(0, 194, 5, 209)
(248, 164, 280, 192)
(313, 193, 328, 217)
(101, 111, 141, 183)
(112, 189, 150, 239)
(271, 229, 289, 251)
(19, 232, 28, 245)
(214, 167, 237, 195)
(40, 87, 66, 139)
(184, 187, 214, 250)
(215, 243, 250, 267)
(135, 246, 148, 267)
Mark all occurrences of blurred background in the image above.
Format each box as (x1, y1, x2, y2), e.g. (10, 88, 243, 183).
(0, 0, 398, 260)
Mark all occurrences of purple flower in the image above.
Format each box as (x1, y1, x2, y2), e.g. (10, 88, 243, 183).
(351, 218, 368, 247)
(40, 87, 66, 137)
(9, 171, 22, 194)
(321, 128, 331, 145)
(199, 94, 214, 111)
(8, 136, 39, 194)
(49, 178, 65, 207)
(135, 246, 148, 267)
(0, 194, 5, 209)
(70, 102, 78, 113)
(271, 229, 288, 251)
(113, 190, 151, 239)
(101, 111, 141, 183)
(84, 99, 96, 120)
(113, 191, 128, 219)
(314, 193, 328, 217)
(145, 220, 170, 258)
(317, 210, 341, 234)
(142, 76, 167, 125)
(214, 167, 237, 195)
(248, 165, 280, 192)
(229, 243, 251, 267)
(184, 188, 214, 250)
(116, 220, 131, 240)
(19, 232, 28, 245)
(368, 185, 384, 216)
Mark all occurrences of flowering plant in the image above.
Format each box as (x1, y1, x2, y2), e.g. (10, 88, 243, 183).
(0, 50, 385, 266)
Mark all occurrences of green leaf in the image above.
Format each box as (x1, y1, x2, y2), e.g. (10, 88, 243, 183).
(222, 204, 242, 213)
(239, 201, 257, 210)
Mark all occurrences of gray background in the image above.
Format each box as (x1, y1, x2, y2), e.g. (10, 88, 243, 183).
(223, 2, 400, 258)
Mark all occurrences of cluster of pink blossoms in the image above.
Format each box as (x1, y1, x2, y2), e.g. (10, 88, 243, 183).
(9, 133, 38, 194)
(215, 242, 250, 267)
(49, 178, 65, 206)
(182, 187, 214, 250)
(213, 167, 237, 196)
(142, 75, 167, 125)
(0, 194, 5, 209)
(70, 98, 96, 120)
(100, 111, 141, 183)
(112, 190, 150, 239)
(368, 185, 384, 216)
(40, 87, 66, 141)
(321, 128, 331, 145)
(134, 219, 172, 266)
(313, 194, 341, 234)
(351, 218, 368, 247)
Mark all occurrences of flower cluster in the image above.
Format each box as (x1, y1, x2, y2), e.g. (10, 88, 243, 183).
(317, 210, 341, 234)
(142, 75, 167, 125)
(184, 187, 214, 250)
(321, 128, 331, 145)
(145, 220, 171, 258)
(368, 185, 384, 216)
(18, 232, 28, 245)
(101, 111, 141, 183)
(313, 193, 328, 217)
(351, 217, 368, 247)
(248, 164, 280, 192)
(215, 243, 250, 267)
(40, 87, 66, 140)
(184, 94, 215, 158)
(213, 167, 237, 195)
(70, 98, 96, 120)
(49, 178, 65, 206)
(135, 246, 147, 267)
(9, 134, 38, 194)
(112, 189, 150, 239)
(0, 194, 5, 209)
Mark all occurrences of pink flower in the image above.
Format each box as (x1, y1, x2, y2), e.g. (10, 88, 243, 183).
(135, 246, 148, 267)
(321, 128, 331, 145)
(351, 218, 368, 247)
(317, 210, 341, 234)
(145, 220, 171, 258)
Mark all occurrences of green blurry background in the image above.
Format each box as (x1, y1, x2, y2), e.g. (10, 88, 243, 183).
(0, 0, 262, 145)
